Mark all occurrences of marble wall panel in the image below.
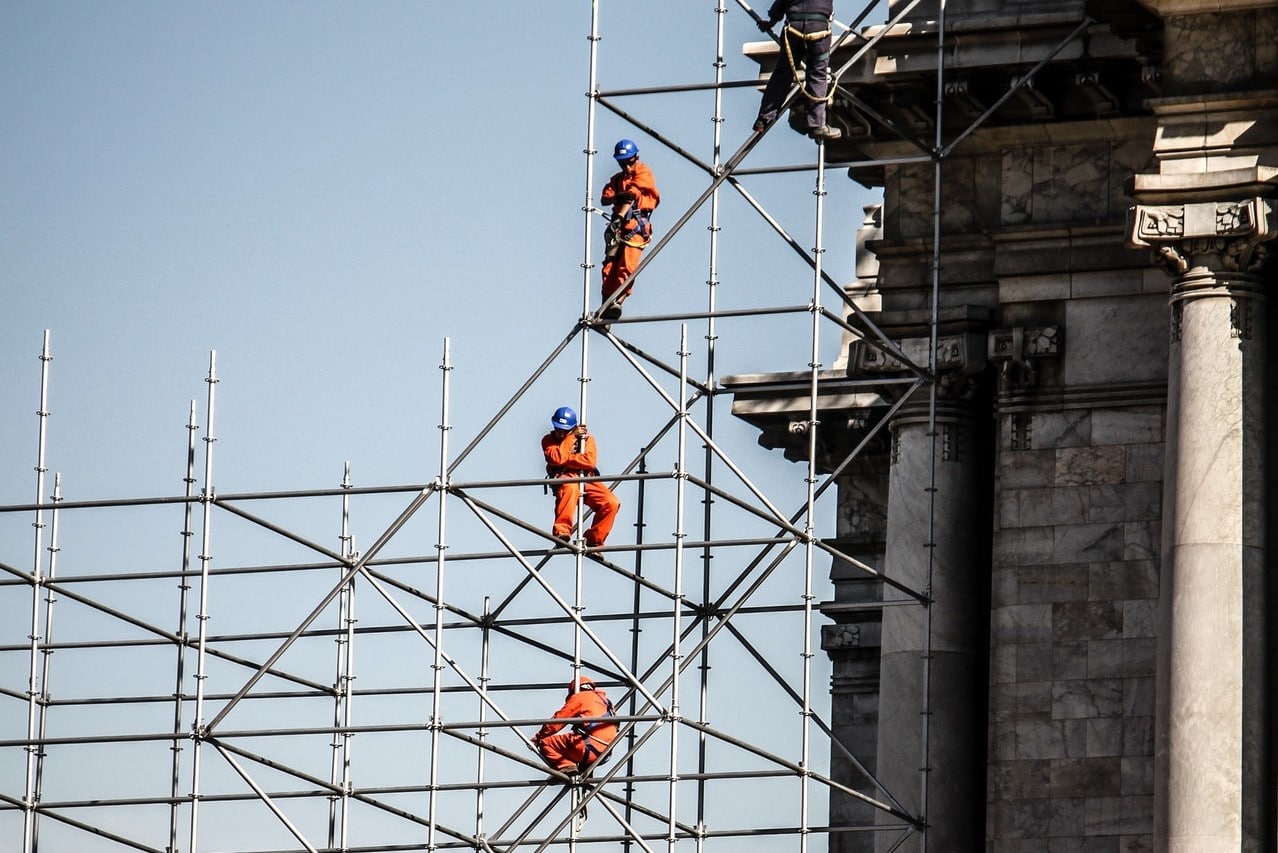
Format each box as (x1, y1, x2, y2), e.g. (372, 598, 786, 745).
(1091, 410, 1163, 446)
(1050, 757, 1122, 797)
(1014, 562, 1088, 602)
(1083, 796, 1153, 836)
(1029, 410, 1092, 449)
(1052, 600, 1124, 642)
(1052, 678, 1123, 719)
(1003, 147, 1035, 225)
(1122, 521, 1159, 561)
(1123, 445, 1164, 483)
(1014, 641, 1088, 683)
(1087, 560, 1157, 601)
(1087, 483, 1161, 523)
(1164, 10, 1278, 95)
(998, 447, 1056, 487)
(1062, 296, 1168, 385)
(993, 680, 1055, 722)
(1055, 446, 1125, 485)
(1053, 522, 1126, 563)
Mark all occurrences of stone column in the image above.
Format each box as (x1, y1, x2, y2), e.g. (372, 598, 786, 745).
(823, 457, 888, 853)
(875, 396, 985, 852)
(1129, 198, 1276, 852)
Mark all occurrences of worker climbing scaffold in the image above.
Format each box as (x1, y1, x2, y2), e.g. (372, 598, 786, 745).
(599, 139, 660, 322)
(541, 406, 621, 548)
(753, 0, 843, 141)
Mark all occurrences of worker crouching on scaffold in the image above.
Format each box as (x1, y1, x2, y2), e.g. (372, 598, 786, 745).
(599, 139, 660, 323)
(541, 406, 621, 548)
(533, 675, 618, 775)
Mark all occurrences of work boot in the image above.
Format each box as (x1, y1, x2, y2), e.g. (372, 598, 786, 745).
(752, 118, 767, 133)
(601, 304, 623, 321)
(808, 124, 843, 141)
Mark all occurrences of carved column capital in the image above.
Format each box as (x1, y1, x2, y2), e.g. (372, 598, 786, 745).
(1127, 197, 1277, 276)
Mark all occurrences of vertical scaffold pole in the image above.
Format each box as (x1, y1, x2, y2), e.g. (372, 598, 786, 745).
(31, 472, 61, 853)
(582, 0, 602, 318)
(426, 338, 453, 853)
(329, 461, 356, 852)
(169, 400, 200, 853)
(697, 5, 728, 847)
(668, 325, 691, 852)
(920, 2, 949, 849)
(570, 1, 604, 695)
(475, 596, 492, 846)
(624, 452, 648, 849)
(22, 329, 52, 853)
(188, 351, 219, 853)
(799, 139, 830, 853)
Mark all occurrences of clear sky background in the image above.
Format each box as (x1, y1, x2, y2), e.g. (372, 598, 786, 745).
(2, 1, 876, 502)
(1, 3, 886, 849)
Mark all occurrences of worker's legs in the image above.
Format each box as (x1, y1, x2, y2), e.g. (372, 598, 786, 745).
(539, 732, 588, 772)
(582, 482, 620, 547)
(799, 28, 832, 130)
(601, 243, 643, 305)
(755, 32, 798, 125)
(552, 482, 581, 539)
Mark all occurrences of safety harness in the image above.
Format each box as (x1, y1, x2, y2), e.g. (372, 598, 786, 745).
(779, 13, 836, 105)
(573, 694, 616, 768)
(605, 207, 654, 258)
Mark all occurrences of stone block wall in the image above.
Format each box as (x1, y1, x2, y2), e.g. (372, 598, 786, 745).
(986, 403, 1163, 851)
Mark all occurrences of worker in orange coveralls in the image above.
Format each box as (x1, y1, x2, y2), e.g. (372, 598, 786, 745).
(542, 406, 621, 548)
(533, 675, 618, 774)
(599, 138, 660, 322)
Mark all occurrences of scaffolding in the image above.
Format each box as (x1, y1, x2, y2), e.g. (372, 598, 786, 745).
(0, 0, 1105, 849)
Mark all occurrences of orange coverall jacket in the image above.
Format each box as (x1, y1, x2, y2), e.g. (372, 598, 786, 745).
(600, 161, 661, 303)
(601, 161, 661, 217)
(534, 688, 618, 772)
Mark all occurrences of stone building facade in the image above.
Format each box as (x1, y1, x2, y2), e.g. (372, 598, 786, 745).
(730, 1, 1276, 850)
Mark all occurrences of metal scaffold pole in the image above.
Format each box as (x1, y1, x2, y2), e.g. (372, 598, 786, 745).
(187, 350, 219, 853)
(329, 461, 357, 851)
(920, 2, 950, 849)
(426, 338, 453, 853)
(800, 136, 830, 853)
(169, 400, 200, 853)
(21, 330, 52, 853)
(668, 325, 691, 852)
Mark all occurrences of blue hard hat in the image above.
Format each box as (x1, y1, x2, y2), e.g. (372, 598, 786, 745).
(613, 139, 639, 162)
(550, 406, 579, 430)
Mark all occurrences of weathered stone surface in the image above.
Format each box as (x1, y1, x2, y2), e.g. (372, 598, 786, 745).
(1123, 444, 1164, 483)
(1084, 796, 1153, 835)
(1055, 446, 1125, 485)
(1051, 678, 1123, 719)
(1030, 411, 1092, 449)
(1091, 409, 1163, 445)
(1050, 757, 1122, 797)
(1052, 524, 1126, 563)
(1053, 601, 1124, 642)
(1015, 563, 1089, 603)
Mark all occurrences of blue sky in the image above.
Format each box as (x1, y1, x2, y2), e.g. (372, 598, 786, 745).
(1, 3, 887, 849)
(2, 1, 874, 499)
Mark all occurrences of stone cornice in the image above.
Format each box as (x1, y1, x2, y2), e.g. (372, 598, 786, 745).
(1129, 168, 1278, 205)
(1135, 0, 1275, 14)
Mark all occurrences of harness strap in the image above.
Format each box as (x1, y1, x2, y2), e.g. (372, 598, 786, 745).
(781, 24, 836, 104)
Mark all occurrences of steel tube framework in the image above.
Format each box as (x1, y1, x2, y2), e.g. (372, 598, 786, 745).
(0, 0, 1066, 849)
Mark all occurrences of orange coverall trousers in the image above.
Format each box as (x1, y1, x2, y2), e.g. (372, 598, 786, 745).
(553, 481, 620, 547)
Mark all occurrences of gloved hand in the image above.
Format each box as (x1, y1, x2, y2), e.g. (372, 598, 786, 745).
(758, 16, 778, 31)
